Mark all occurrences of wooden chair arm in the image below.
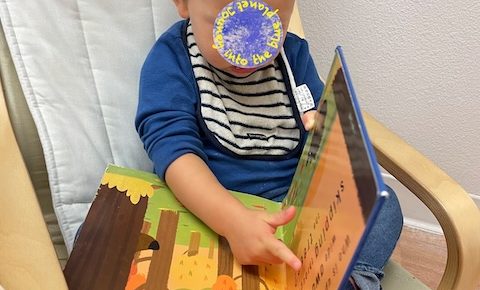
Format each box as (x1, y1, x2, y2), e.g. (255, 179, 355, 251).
(364, 112, 480, 290)
(0, 81, 67, 289)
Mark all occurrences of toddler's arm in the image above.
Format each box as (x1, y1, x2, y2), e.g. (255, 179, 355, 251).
(165, 153, 301, 271)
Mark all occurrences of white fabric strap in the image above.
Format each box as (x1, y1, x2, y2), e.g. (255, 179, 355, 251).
(281, 48, 297, 88)
(280, 48, 315, 114)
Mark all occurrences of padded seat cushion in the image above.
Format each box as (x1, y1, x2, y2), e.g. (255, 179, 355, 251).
(382, 260, 429, 289)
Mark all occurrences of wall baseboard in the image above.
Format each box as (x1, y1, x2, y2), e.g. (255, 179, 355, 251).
(403, 217, 442, 234)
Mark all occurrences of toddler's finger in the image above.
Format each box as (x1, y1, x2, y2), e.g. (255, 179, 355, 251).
(260, 255, 283, 265)
(265, 206, 296, 228)
(268, 238, 301, 271)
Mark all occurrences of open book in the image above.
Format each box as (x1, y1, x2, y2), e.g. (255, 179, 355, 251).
(64, 47, 388, 290)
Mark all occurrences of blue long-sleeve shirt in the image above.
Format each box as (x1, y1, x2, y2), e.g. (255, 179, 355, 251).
(136, 20, 324, 201)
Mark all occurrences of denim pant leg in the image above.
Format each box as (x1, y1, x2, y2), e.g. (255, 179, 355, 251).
(343, 185, 404, 290)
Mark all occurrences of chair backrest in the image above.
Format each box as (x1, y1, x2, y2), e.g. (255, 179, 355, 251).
(0, 0, 179, 252)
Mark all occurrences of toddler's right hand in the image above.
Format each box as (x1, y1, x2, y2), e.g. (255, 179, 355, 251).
(223, 206, 302, 271)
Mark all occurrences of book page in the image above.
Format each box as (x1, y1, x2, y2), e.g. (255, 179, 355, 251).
(282, 53, 379, 290)
(101, 166, 289, 290)
(65, 164, 292, 290)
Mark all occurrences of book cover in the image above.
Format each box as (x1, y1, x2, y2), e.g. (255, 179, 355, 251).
(64, 47, 386, 290)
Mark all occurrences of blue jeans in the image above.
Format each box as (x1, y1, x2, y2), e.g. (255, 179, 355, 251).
(344, 185, 403, 289)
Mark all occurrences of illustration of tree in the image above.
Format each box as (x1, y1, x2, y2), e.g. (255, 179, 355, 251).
(145, 210, 180, 290)
(64, 184, 148, 290)
(241, 265, 260, 290)
(218, 236, 234, 276)
(187, 231, 201, 256)
(216, 236, 264, 290)
(209, 238, 216, 259)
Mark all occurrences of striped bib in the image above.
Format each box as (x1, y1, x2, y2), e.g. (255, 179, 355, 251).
(187, 23, 300, 157)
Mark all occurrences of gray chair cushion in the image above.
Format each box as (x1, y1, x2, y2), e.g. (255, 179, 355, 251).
(381, 260, 430, 289)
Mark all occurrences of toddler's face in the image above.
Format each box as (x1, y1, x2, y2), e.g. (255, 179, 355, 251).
(174, 0, 295, 77)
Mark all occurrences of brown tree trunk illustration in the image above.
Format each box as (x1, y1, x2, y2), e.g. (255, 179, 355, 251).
(187, 231, 201, 256)
(64, 184, 148, 290)
(217, 236, 234, 276)
(208, 238, 215, 259)
(242, 265, 260, 290)
(145, 210, 179, 290)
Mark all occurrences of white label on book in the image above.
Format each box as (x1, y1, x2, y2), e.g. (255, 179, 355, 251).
(293, 84, 315, 113)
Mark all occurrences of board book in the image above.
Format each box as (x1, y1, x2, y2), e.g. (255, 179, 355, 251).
(64, 47, 388, 290)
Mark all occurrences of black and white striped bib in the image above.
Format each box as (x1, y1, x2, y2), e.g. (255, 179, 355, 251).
(187, 24, 300, 157)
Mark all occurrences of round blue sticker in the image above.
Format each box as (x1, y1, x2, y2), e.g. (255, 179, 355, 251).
(212, 0, 283, 69)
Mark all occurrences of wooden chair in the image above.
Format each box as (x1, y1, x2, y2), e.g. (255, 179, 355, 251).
(1, 3, 479, 290)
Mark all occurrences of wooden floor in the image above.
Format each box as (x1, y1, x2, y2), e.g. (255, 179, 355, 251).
(391, 226, 480, 290)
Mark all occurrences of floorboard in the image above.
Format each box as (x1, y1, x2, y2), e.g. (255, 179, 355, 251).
(391, 226, 480, 289)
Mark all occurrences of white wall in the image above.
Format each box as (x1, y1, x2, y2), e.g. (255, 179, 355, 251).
(298, 0, 480, 230)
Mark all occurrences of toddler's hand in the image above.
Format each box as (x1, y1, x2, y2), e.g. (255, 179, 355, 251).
(223, 206, 301, 271)
(302, 111, 317, 131)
